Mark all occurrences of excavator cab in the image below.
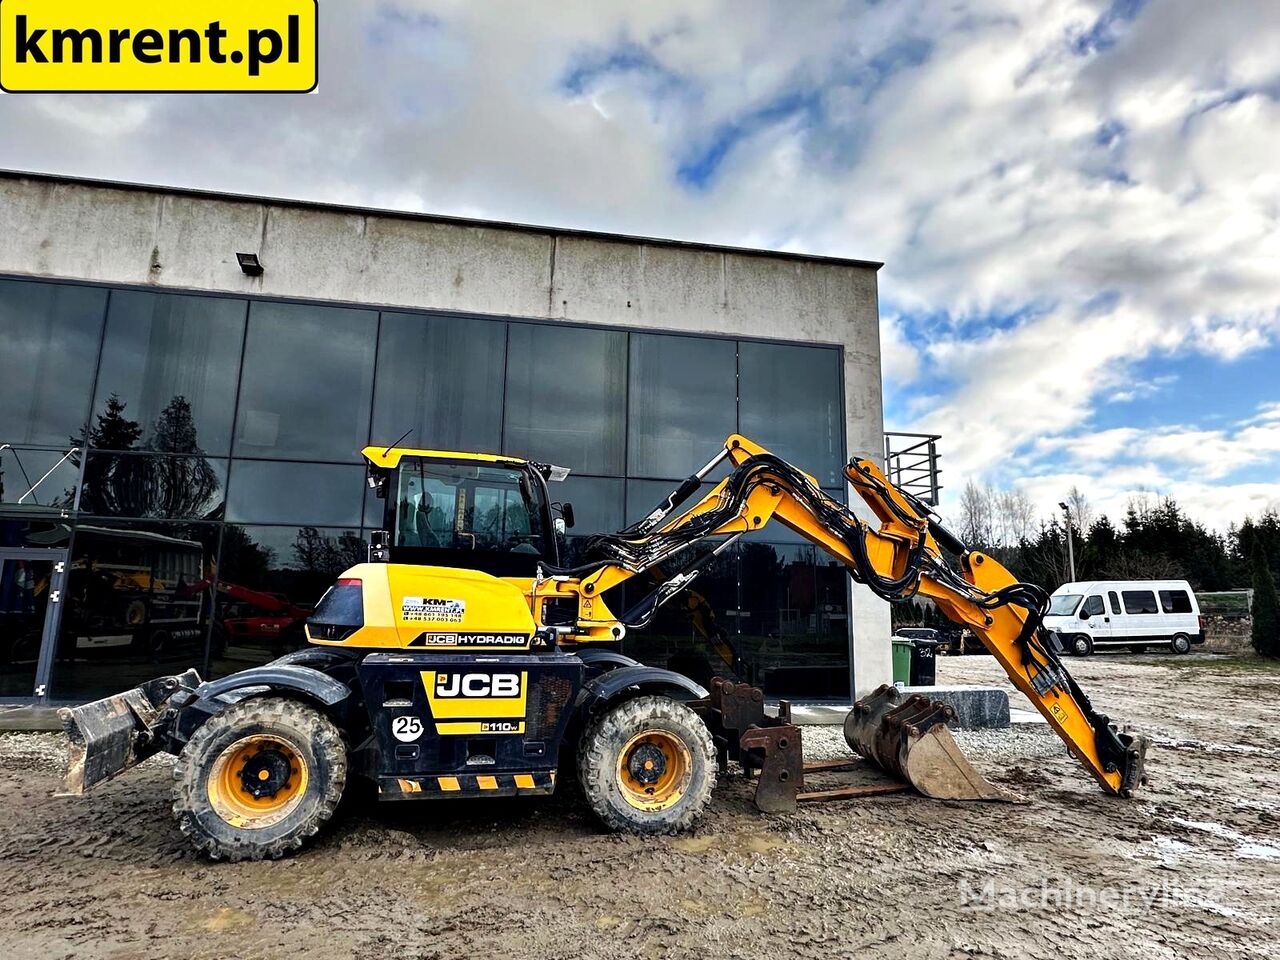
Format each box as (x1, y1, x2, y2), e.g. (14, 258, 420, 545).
(363, 447, 571, 577)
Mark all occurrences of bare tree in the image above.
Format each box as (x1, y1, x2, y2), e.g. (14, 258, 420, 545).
(956, 480, 995, 550)
(995, 488, 1037, 546)
(1066, 485, 1094, 532)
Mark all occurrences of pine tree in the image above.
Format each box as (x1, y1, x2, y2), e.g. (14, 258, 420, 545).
(1250, 542, 1280, 659)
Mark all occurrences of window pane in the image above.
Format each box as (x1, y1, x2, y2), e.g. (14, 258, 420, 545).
(234, 302, 377, 461)
(1082, 595, 1104, 617)
(628, 334, 736, 479)
(741, 542, 849, 699)
(503, 324, 626, 474)
(620, 540, 739, 691)
(211, 524, 366, 678)
(0, 446, 79, 510)
(1108, 591, 1121, 615)
(557, 476, 624, 536)
(1159, 589, 1193, 614)
(51, 520, 220, 700)
(372, 312, 506, 453)
(226, 460, 364, 526)
(738, 341, 843, 487)
(625, 479, 713, 529)
(1122, 590, 1158, 615)
(93, 291, 245, 456)
(80, 452, 227, 520)
(0, 280, 106, 447)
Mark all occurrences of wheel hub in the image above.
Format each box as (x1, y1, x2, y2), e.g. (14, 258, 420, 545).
(238, 748, 293, 799)
(626, 743, 668, 786)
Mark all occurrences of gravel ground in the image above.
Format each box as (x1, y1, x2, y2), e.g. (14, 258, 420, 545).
(0, 652, 1277, 959)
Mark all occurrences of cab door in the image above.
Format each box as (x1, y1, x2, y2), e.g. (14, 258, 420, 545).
(1078, 594, 1111, 643)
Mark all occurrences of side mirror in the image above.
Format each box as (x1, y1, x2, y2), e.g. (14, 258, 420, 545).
(1079, 608, 1091, 620)
(554, 501, 575, 530)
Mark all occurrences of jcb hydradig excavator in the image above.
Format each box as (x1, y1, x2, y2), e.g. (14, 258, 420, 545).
(59, 435, 1148, 860)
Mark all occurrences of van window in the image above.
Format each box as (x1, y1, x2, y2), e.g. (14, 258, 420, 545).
(1081, 595, 1105, 617)
(1048, 594, 1082, 616)
(1159, 590, 1194, 614)
(1122, 590, 1159, 615)
(1108, 591, 1121, 615)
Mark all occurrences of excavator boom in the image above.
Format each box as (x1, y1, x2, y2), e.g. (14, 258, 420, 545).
(536, 434, 1148, 798)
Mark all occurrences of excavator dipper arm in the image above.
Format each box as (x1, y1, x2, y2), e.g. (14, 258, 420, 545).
(537, 434, 1148, 798)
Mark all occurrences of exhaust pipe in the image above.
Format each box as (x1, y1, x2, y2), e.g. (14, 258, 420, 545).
(57, 669, 200, 796)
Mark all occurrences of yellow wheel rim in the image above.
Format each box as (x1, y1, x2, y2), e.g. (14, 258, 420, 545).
(616, 729, 692, 812)
(207, 735, 308, 829)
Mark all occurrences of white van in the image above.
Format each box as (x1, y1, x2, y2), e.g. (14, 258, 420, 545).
(1043, 580, 1205, 656)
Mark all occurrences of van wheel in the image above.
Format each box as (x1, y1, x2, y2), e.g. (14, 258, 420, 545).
(1170, 634, 1192, 655)
(1127, 645, 1146, 654)
(1070, 634, 1093, 657)
(577, 695, 716, 835)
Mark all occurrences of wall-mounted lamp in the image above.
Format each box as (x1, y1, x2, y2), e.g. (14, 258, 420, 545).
(236, 252, 264, 276)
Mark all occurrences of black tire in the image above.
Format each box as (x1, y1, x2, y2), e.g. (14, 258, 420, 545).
(1070, 633, 1094, 657)
(577, 695, 715, 835)
(1128, 645, 1146, 654)
(1170, 633, 1192, 655)
(173, 697, 346, 861)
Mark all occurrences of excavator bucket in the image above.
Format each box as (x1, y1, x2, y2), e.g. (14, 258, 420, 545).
(56, 670, 199, 796)
(843, 684, 1021, 802)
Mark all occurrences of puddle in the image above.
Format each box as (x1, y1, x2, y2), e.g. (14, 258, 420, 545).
(1168, 817, 1280, 860)
(671, 832, 786, 858)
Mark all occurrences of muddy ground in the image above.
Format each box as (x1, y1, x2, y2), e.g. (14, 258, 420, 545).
(1, 652, 1277, 960)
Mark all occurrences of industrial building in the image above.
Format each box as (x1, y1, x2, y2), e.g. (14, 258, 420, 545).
(0, 169, 891, 707)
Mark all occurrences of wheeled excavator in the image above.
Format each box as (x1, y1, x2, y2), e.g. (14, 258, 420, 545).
(59, 435, 1148, 860)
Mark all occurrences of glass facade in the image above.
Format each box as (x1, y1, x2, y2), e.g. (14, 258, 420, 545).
(0, 276, 848, 703)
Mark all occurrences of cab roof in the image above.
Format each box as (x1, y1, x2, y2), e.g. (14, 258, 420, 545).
(361, 446, 528, 468)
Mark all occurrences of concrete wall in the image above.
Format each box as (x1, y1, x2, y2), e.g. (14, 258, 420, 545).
(0, 171, 892, 696)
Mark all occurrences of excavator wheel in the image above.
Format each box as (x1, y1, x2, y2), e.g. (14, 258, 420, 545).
(577, 695, 715, 835)
(172, 697, 346, 861)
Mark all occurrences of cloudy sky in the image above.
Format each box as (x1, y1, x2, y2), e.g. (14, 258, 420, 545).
(1, 0, 1277, 531)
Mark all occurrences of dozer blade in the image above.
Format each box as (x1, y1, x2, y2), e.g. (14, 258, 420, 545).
(843, 684, 1021, 803)
(57, 670, 199, 796)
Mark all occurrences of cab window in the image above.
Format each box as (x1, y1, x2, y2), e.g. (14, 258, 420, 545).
(390, 458, 549, 575)
(1081, 595, 1104, 618)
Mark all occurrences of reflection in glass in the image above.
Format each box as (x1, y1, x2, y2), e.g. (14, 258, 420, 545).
(80, 453, 226, 520)
(225, 460, 364, 527)
(372, 312, 506, 452)
(739, 341, 843, 487)
(0, 280, 106, 448)
(0, 447, 79, 510)
(628, 334, 736, 479)
(51, 521, 220, 701)
(234, 302, 377, 461)
(555, 476, 624, 537)
(620, 541, 739, 691)
(211, 525, 367, 678)
(0, 555, 56, 697)
(740, 542, 849, 699)
(93, 292, 246, 457)
(504, 324, 626, 474)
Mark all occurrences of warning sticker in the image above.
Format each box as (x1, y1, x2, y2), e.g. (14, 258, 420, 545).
(401, 596, 466, 623)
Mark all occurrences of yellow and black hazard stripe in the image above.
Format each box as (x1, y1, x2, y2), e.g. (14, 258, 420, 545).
(380, 770, 557, 799)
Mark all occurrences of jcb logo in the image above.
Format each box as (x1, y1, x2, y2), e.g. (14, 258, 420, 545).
(434, 673, 521, 698)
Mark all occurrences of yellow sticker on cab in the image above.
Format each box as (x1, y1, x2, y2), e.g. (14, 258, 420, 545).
(0, 0, 316, 93)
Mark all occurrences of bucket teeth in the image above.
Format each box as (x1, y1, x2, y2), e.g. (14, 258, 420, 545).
(844, 685, 1020, 802)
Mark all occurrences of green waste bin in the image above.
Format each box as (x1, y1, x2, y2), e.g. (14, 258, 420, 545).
(891, 637, 913, 685)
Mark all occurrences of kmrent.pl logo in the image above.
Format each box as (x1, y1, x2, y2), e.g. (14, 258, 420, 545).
(0, 0, 316, 92)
